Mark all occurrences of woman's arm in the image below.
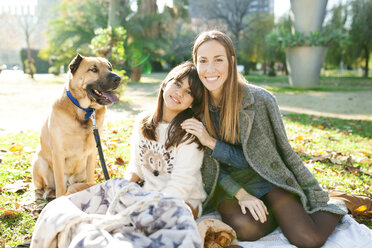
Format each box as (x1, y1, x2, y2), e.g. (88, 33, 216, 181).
(264, 93, 329, 208)
(182, 118, 247, 169)
(235, 188, 268, 223)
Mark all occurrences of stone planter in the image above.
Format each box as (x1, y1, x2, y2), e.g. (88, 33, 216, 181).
(286, 46, 327, 88)
(290, 0, 328, 35)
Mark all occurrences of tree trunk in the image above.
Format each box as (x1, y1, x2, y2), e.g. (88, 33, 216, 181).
(131, 66, 142, 81)
(25, 28, 34, 79)
(108, 0, 121, 28)
(364, 46, 369, 78)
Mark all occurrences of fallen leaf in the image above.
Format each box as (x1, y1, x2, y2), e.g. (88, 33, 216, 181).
(313, 167, 325, 173)
(115, 157, 125, 165)
(295, 136, 304, 141)
(9, 144, 24, 152)
(2, 180, 31, 193)
(330, 158, 342, 164)
(362, 151, 372, 156)
(317, 125, 325, 129)
(361, 211, 372, 217)
(0, 208, 21, 219)
(354, 205, 367, 213)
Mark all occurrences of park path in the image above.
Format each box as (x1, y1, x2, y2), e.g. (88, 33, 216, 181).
(0, 71, 371, 134)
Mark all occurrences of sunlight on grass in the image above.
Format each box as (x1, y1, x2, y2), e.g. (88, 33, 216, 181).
(139, 72, 166, 83)
(0, 114, 371, 247)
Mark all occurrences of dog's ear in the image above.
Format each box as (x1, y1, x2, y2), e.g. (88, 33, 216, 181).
(69, 54, 84, 74)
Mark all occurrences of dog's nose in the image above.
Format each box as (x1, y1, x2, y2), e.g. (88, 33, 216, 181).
(110, 74, 121, 85)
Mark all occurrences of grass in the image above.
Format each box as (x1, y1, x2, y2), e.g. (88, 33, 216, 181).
(0, 113, 371, 247)
(245, 73, 372, 92)
(0, 72, 371, 247)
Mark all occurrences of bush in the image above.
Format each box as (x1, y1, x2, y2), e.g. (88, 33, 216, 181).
(20, 49, 50, 73)
(267, 28, 347, 48)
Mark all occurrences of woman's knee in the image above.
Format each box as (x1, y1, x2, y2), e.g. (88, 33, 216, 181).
(219, 200, 276, 241)
(286, 229, 327, 248)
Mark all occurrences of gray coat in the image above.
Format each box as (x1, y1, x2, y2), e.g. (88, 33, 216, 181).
(201, 83, 347, 215)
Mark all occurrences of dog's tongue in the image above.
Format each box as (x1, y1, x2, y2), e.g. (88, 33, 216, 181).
(103, 92, 119, 103)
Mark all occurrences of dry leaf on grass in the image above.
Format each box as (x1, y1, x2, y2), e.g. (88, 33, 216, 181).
(0, 208, 21, 219)
(115, 157, 125, 165)
(9, 144, 24, 152)
(2, 180, 31, 193)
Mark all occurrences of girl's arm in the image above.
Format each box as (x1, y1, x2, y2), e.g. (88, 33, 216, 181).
(161, 142, 204, 201)
(123, 118, 144, 181)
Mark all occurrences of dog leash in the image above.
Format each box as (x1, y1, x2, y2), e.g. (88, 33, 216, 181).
(66, 89, 110, 180)
(90, 112, 110, 181)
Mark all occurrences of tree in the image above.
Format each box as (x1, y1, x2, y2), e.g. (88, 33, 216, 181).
(323, 3, 351, 68)
(160, 0, 197, 67)
(349, 0, 372, 77)
(41, 0, 110, 72)
(240, 12, 275, 74)
(266, 14, 292, 75)
(193, 0, 265, 52)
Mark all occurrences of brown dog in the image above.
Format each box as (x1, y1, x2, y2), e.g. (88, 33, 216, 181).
(32, 54, 121, 200)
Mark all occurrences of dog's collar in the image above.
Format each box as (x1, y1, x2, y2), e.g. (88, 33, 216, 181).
(66, 89, 94, 120)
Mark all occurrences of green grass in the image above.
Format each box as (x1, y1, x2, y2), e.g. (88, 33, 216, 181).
(0, 113, 371, 247)
(245, 74, 372, 92)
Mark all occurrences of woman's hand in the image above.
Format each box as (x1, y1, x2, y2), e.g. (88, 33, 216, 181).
(181, 118, 217, 150)
(234, 188, 268, 223)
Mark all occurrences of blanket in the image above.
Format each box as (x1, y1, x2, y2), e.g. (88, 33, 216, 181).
(31, 178, 372, 248)
(30, 178, 201, 248)
(199, 212, 372, 248)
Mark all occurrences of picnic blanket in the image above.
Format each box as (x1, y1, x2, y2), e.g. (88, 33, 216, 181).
(198, 212, 372, 248)
(30, 178, 201, 248)
(31, 178, 372, 248)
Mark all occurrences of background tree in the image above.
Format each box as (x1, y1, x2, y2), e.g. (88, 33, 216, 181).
(194, 0, 264, 52)
(240, 12, 275, 74)
(40, 0, 110, 73)
(161, 0, 197, 67)
(323, 3, 351, 70)
(266, 14, 292, 75)
(349, 0, 372, 77)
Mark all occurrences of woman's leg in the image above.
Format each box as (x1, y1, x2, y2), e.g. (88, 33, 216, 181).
(265, 187, 342, 248)
(218, 198, 277, 241)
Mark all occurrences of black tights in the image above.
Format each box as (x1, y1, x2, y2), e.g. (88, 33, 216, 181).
(218, 188, 342, 248)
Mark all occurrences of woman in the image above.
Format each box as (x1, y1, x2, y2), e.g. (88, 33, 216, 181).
(124, 61, 207, 219)
(181, 30, 347, 247)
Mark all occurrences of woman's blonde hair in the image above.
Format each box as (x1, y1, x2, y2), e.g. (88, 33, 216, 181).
(192, 30, 244, 144)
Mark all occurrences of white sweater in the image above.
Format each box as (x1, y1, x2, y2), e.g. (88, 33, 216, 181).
(124, 121, 207, 215)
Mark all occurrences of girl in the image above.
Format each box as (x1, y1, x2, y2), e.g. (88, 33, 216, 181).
(124, 61, 207, 219)
(181, 30, 347, 247)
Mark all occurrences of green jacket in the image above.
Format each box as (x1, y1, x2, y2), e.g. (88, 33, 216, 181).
(201, 83, 347, 215)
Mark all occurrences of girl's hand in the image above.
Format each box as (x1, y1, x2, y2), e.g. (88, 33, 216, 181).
(235, 188, 268, 223)
(181, 118, 217, 150)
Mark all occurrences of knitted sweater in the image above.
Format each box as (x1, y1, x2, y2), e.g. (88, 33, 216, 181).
(124, 120, 207, 215)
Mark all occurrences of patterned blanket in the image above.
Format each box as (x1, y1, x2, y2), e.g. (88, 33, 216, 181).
(30, 178, 201, 248)
(31, 178, 372, 248)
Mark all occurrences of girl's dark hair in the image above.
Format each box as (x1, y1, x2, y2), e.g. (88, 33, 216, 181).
(140, 61, 204, 150)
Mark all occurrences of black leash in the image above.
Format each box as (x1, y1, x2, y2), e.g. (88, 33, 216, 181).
(90, 112, 110, 181)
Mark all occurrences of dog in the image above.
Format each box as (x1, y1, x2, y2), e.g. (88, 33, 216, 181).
(32, 54, 121, 200)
